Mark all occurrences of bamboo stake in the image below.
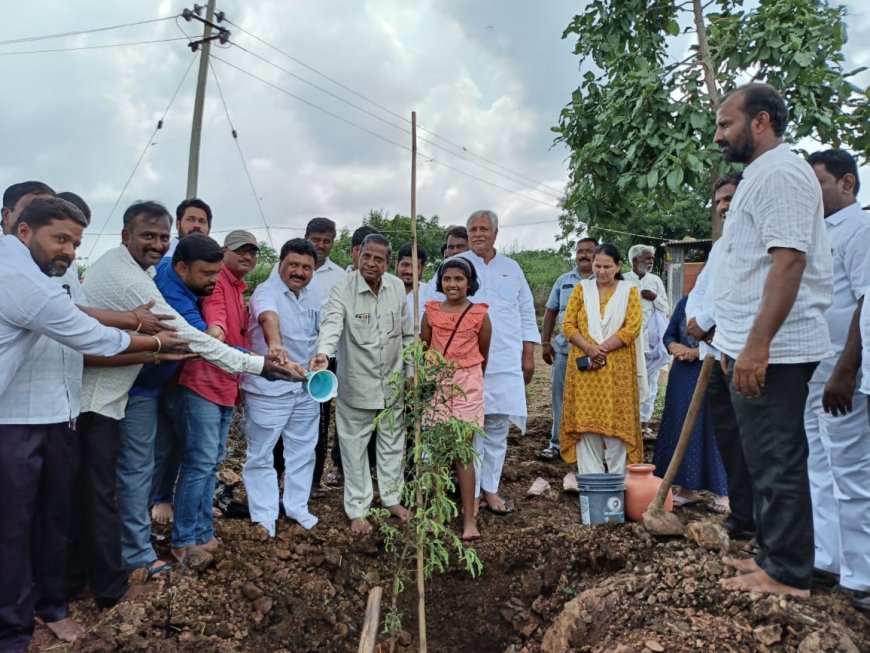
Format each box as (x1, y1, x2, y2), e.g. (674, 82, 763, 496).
(358, 586, 384, 653)
(409, 111, 427, 653)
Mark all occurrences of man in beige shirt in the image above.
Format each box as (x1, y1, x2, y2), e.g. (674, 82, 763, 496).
(311, 234, 413, 533)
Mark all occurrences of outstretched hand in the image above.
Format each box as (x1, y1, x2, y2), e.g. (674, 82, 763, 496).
(261, 359, 308, 382)
(133, 299, 176, 336)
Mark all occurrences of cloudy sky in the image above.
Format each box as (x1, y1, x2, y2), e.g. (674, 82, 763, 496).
(1, 1, 868, 264)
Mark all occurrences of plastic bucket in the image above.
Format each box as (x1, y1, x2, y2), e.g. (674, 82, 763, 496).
(302, 369, 338, 402)
(577, 473, 625, 525)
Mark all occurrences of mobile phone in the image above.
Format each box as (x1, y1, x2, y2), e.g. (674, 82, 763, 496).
(576, 355, 605, 371)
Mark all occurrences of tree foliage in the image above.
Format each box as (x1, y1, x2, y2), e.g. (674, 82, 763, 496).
(553, 0, 870, 251)
(331, 210, 450, 277)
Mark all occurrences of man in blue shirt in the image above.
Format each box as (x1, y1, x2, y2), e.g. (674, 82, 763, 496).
(539, 238, 597, 461)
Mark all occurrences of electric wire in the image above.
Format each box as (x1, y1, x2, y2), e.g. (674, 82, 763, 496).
(210, 55, 560, 210)
(0, 37, 190, 55)
(226, 39, 564, 201)
(224, 20, 566, 198)
(208, 60, 275, 248)
(83, 53, 198, 261)
(0, 16, 175, 46)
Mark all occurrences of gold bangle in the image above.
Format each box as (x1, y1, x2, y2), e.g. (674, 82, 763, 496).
(149, 351, 162, 365)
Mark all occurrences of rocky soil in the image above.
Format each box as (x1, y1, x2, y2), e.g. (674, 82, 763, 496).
(30, 351, 870, 652)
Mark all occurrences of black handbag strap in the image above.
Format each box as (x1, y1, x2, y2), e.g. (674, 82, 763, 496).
(442, 303, 474, 356)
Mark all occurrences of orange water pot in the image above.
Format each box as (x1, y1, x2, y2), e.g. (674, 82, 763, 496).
(624, 463, 673, 522)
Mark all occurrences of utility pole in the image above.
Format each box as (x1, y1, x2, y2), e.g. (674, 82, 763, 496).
(183, 0, 229, 198)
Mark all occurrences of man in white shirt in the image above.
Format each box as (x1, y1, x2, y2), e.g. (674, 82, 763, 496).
(457, 210, 539, 514)
(801, 150, 870, 611)
(243, 239, 320, 537)
(686, 173, 756, 540)
(624, 244, 670, 431)
(712, 84, 833, 598)
(0, 198, 178, 653)
(311, 234, 414, 533)
(305, 218, 348, 493)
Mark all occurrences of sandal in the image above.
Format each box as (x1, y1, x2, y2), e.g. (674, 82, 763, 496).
(485, 495, 515, 515)
(146, 560, 173, 579)
(707, 496, 730, 514)
(539, 447, 559, 461)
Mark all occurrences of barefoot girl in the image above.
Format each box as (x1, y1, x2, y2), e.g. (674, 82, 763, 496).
(421, 258, 491, 541)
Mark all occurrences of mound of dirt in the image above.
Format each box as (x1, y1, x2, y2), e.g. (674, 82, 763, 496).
(34, 351, 870, 652)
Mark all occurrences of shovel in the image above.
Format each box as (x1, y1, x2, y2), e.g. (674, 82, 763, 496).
(642, 355, 715, 536)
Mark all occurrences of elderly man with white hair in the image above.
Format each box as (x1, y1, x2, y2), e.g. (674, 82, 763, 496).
(624, 244, 670, 432)
(455, 210, 539, 514)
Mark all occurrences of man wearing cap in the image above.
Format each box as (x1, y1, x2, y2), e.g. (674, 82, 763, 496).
(171, 230, 262, 560)
(242, 239, 321, 538)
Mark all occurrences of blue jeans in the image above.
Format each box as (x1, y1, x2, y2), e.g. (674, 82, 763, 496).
(549, 351, 568, 451)
(149, 387, 185, 507)
(117, 395, 158, 571)
(172, 388, 233, 549)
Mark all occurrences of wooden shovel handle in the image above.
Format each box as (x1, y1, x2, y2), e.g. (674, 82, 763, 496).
(648, 355, 715, 512)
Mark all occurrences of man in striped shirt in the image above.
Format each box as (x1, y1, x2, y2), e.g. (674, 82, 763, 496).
(712, 83, 833, 598)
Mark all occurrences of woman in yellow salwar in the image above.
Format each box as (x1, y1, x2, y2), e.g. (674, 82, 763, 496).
(560, 244, 645, 475)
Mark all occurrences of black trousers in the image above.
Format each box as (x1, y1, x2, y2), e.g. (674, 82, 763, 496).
(706, 363, 755, 529)
(65, 412, 128, 608)
(0, 422, 78, 653)
(727, 360, 817, 590)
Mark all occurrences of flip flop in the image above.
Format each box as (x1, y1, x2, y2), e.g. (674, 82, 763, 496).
(146, 560, 173, 579)
(486, 495, 515, 515)
(526, 477, 551, 497)
(539, 447, 559, 461)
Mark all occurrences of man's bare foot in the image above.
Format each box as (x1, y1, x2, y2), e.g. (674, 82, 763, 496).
(385, 504, 411, 522)
(198, 537, 221, 553)
(350, 518, 374, 534)
(722, 556, 761, 574)
(252, 524, 272, 541)
(116, 583, 158, 605)
(43, 617, 85, 643)
(151, 503, 173, 525)
(720, 569, 810, 598)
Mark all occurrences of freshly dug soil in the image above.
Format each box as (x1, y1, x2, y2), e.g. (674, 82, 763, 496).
(33, 351, 870, 652)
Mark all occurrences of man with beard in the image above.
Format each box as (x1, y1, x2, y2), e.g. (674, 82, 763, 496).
(305, 218, 346, 494)
(686, 173, 755, 536)
(624, 244, 670, 435)
(0, 198, 180, 653)
(164, 198, 212, 260)
(540, 237, 597, 462)
(68, 203, 299, 610)
(711, 84, 833, 598)
(311, 234, 414, 533)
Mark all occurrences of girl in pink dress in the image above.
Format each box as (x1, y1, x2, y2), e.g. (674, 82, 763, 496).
(421, 258, 491, 541)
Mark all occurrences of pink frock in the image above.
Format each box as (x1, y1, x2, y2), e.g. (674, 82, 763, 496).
(424, 301, 488, 427)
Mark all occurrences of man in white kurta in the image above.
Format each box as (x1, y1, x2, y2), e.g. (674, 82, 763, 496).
(242, 240, 321, 537)
(457, 210, 539, 514)
(803, 151, 870, 603)
(312, 235, 414, 533)
(624, 244, 670, 427)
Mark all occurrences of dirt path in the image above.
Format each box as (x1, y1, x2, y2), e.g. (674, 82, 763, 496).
(35, 350, 870, 652)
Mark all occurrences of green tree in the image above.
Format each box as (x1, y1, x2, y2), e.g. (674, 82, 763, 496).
(244, 241, 279, 295)
(332, 210, 449, 278)
(553, 0, 869, 249)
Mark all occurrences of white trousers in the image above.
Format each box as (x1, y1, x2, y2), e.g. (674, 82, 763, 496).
(243, 391, 320, 535)
(473, 414, 509, 497)
(640, 365, 661, 423)
(335, 398, 405, 520)
(576, 433, 627, 476)
(805, 381, 870, 591)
